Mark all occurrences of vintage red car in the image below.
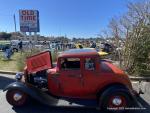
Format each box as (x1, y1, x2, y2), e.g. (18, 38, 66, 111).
(4, 49, 138, 112)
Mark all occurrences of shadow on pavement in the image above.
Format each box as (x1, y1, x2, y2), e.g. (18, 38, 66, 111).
(0, 76, 15, 90)
(127, 96, 150, 113)
(11, 96, 150, 113)
(136, 96, 150, 113)
(12, 101, 100, 113)
(12, 96, 150, 113)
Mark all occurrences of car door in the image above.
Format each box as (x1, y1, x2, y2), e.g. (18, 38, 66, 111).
(82, 57, 100, 96)
(58, 58, 84, 97)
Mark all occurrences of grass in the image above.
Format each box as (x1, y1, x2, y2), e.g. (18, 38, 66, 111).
(0, 52, 20, 72)
(0, 50, 58, 72)
(0, 40, 11, 44)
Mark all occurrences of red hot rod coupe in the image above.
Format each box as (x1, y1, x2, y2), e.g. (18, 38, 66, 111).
(4, 49, 138, 112)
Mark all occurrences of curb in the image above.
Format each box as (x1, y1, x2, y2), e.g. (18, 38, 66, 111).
(129, 76, 150, 82)
(0, 70, 17, 75)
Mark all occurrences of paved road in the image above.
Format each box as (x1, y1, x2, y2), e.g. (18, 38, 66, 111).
(0, 74, 150, 113)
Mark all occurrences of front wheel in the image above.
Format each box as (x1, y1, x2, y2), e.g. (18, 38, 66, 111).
(6, 89, 28, 107)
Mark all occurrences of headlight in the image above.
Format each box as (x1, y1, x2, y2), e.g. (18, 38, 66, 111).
(15, 72, 23, 81)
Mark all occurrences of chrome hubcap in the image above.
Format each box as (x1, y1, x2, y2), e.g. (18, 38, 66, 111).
(112, 97, 122, 106)
(13, 93, 22, 101)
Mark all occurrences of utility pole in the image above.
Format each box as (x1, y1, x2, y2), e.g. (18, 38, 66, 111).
(14, 14, 17, 32)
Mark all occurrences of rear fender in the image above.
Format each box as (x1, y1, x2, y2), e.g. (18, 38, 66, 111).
(3, 82, 58, 106)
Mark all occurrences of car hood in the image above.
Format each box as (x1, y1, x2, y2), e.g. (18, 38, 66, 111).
(26, 51, 53, 73)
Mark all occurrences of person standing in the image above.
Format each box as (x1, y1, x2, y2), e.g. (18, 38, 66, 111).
(3, 44, 13, 59)
(18, 39, 23, 53)
(90, 42, 96, 48)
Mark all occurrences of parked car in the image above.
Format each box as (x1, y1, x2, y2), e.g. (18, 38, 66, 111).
(4, 49, 138, 112)
(75, 43, 84, 48)
(0, 44, 11, 51)
(100, 43, 114, 53)
(10, 40, 20, 52)
(10, 40, 30, 52)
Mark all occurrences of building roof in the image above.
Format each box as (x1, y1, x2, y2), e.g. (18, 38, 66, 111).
(59, 48, 99, 57)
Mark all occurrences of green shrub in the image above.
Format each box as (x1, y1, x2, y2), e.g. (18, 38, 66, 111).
(123, 25, 150, 77)
(17, 54, 26, 71)
(16, 49, 41, 71)
(51, 52, 57, 62)
(0, 53, 3, 60)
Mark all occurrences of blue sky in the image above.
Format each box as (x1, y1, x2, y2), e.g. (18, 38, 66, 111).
(0, 0, 139, 38)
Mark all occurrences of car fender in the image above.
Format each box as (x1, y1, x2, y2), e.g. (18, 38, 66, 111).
(3, 82, 58, 106)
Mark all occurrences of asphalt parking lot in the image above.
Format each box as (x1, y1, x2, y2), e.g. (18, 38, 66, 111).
(0, 74, 150, 113)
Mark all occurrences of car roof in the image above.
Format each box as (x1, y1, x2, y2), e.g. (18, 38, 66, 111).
(59, 48, 99, 58)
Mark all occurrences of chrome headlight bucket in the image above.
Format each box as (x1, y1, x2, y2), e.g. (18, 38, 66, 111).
(15, 72, 23, 81)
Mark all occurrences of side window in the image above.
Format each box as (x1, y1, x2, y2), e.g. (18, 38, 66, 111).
(84, 58, 95, 70)
(61, 58, 80, 70)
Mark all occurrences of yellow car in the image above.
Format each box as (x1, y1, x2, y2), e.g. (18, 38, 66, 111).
(75, 44, 84, 49)
(98, 51, 108, 56)
(74, 45, 109, 57)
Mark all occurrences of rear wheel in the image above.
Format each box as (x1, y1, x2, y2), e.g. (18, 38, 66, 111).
(99, 86, 132, 113)
(6, 89, 28, 107)
(108, 94, 127, 108)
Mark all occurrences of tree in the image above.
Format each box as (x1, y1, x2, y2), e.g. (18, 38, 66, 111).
(104, 0, 150, 76)
(109, 17, 121, 47)
(0, 32, 11, 40)
(120, 1, 150, 76)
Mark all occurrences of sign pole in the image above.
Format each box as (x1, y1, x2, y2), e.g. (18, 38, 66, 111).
(34, 32, 37, 43)
(14, 14, 17, 32)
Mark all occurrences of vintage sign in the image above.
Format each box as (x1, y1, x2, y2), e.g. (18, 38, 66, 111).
(19, 10, 40, 32)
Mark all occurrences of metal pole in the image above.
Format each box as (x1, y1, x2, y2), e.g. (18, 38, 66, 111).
(14, 14, 17, 32)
